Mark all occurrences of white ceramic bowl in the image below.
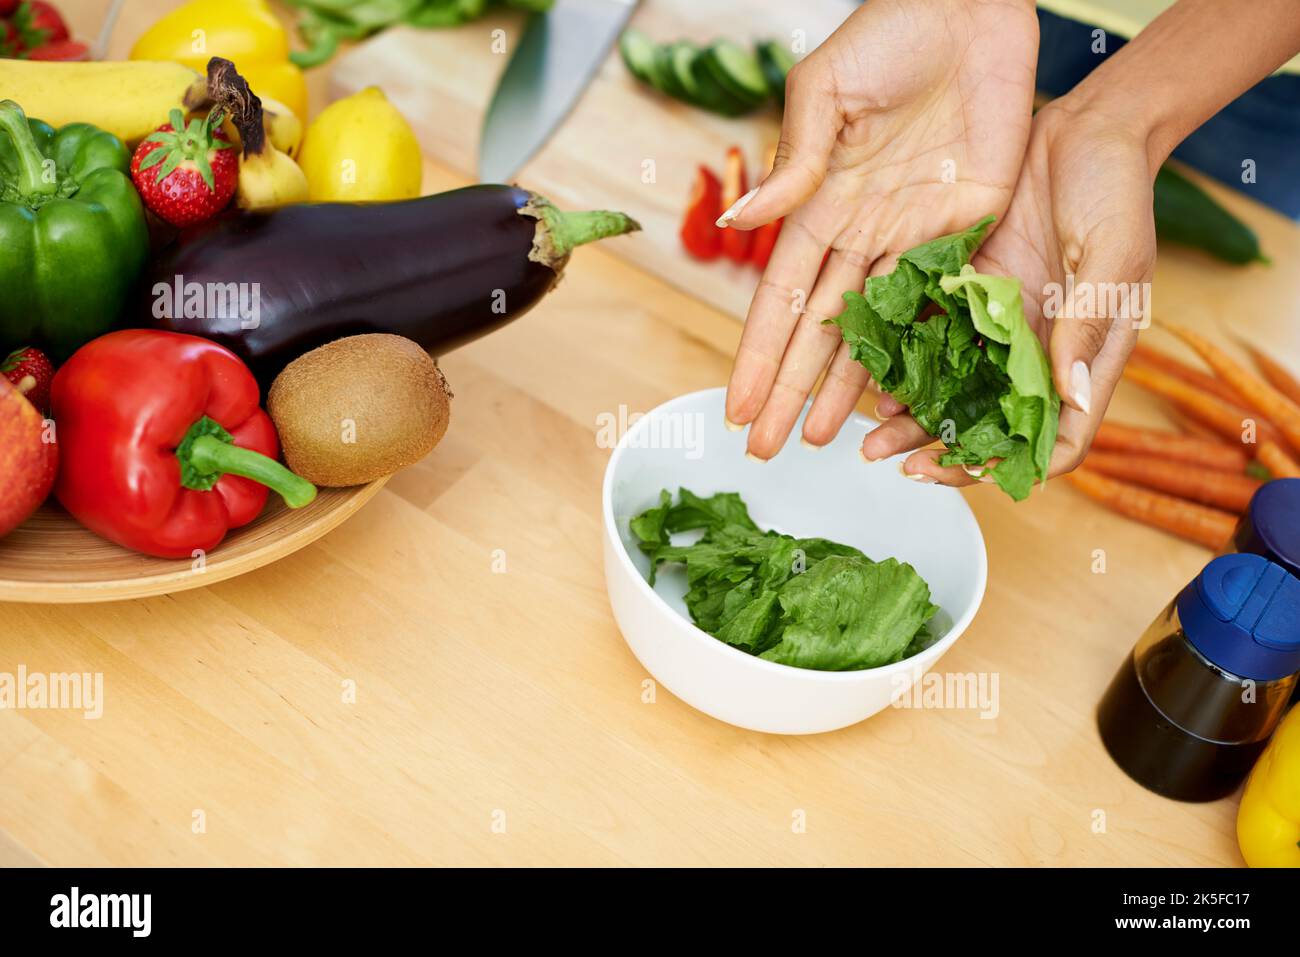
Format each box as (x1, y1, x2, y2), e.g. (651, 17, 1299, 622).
(601, 387, 988, 734)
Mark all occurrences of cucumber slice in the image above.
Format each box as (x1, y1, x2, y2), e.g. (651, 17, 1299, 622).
(652, 43, 687, 99)
(755, 40, 797, 105)
(619, 29, 657, 85)
(669, 41, 701, 102)
(701, 40, 769, 103)
(689, 54, 756, 116)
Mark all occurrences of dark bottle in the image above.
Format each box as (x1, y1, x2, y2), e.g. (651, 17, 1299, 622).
(1097, 553, 1300, 802)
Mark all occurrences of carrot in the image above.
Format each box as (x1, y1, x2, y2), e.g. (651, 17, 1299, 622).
(1130, 342, 1251, 409)
(1257, 439, 1300, 479)
(1067, 468, 1238, 550)
(1092, 421, 1249, 472)
(1158, 320, 1300, 454)
(1241, 341, 1300, 409)
(1082, 450, 1261, 512)
(1170, 412, 1221, 442)
(1123, 363, 1284, 449)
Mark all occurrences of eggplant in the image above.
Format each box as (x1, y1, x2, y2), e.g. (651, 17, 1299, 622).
(143, 185, 640, 384)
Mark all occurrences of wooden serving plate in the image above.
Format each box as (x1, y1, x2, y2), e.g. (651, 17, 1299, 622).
(0, 479, 387, 604)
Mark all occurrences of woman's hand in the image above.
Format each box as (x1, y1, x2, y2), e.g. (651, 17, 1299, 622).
(722, 0, 1039, 460)
(864, 97, 1158, 486)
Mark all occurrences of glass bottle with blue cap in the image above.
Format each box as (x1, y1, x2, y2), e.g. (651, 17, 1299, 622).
(1097, 552, 1300, 802)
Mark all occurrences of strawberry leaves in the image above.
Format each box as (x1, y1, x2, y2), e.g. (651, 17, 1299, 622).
(137, 107, 232, 193)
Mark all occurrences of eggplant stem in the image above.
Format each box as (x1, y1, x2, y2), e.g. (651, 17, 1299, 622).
(524, 194, 641, 269)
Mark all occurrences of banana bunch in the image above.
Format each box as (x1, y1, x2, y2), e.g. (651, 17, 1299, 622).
(0, 59, 207, 145)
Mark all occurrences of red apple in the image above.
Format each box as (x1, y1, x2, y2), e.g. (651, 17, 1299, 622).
(0, 375, 57, 538)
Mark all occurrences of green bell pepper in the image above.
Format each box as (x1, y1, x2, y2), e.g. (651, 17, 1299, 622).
(0, 99, 149, 361)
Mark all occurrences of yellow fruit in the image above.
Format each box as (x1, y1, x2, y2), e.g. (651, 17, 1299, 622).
(0, 59, 206, 144)
(238, 149, 309, 211)
(129, 0, 289, 64)
(129, 0, 308, 122)
(298, 87, 423, 202)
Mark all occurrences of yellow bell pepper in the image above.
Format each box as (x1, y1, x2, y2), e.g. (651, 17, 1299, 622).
(1237, 704, 1300, 867)
(130, 0, 308, 122)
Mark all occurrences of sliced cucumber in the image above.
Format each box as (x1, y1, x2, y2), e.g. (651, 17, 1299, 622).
(689, 54, 755, 116)
(618, 29, 657, 85)
(701, 40, 769, 104)
(669, 41, 701, 103)
(651, 43, 687, 99)
(755, 40, 797, 106)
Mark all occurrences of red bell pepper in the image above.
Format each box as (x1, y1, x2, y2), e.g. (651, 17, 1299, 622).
(719, 146, 752, 264)
(750, 143, 782, 270)
(680, 164, 723, 260)
(51, 330, 316, 559)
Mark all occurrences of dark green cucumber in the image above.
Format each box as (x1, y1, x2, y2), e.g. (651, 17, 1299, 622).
(755, 40, 796, 106)
(1153, 165, 1268, 265)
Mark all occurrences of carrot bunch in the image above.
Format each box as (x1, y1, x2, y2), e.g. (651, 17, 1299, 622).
(1069, 320, 1300, 549)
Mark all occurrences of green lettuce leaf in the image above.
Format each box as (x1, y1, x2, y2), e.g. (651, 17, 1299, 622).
(630, 490, 938, 672)
(832, 218, 1060, 501)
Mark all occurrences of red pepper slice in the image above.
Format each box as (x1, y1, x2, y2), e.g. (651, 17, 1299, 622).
(680, 164, 723, 260)
(750, 218, 782, 270)
(719, 146, 752, 264)
(51, 330, 316, 559)
(749, 143, 781, 269)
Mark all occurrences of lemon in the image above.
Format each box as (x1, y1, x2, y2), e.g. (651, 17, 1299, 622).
(298, 87, 423, 202)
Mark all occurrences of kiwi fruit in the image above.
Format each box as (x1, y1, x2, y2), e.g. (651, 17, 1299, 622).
(268, 334, 452, 487)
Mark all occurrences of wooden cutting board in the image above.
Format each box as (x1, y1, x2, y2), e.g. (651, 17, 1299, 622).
(330, 1, 857, 321)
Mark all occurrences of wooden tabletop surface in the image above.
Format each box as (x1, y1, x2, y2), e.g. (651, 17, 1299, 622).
(3, 0, 1299, 867)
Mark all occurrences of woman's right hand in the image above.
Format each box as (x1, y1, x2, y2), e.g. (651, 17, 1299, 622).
(722, 0, 1039, 460)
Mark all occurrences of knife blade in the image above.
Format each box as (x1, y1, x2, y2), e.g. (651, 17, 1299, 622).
(477, 0, 639, 184)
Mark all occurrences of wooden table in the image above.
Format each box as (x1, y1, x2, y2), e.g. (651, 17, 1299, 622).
(3, 0, 1299, 867)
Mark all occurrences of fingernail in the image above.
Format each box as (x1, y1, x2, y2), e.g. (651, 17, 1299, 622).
(1070, 360, 1092, 415)
(745, 450, 768, 463)
(859, 447, 881, 464)
(800, 436, 823, 451)
(716, 187, 758, 228)
(962, 465, 985, 479)
(724, 416, 745, 432)
(873, 401, 892, 420)
(900, 464, 935, 484)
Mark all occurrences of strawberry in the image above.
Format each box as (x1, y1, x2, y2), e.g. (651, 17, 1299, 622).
(0, 0, 20, 18)
(24, 38, 87, 60)
(0, 20, 19, 57)
(130, 108, 238, 228)
(11, 1, 69, 50)
(2, 347, 54, 415)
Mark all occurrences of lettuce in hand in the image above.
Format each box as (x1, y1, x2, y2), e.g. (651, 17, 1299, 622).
(833, 217, 1060, 500)
(631, 489, 938, 671)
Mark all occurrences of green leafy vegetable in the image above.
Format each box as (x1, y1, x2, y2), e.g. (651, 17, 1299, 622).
(285, 0, 555, 68)
(832, 217, 1060, 500)
(631, 489, 938, 671)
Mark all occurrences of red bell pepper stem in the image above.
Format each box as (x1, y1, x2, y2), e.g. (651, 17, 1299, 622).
(177, 416, 316, 508)
(0, 100, 57, 199)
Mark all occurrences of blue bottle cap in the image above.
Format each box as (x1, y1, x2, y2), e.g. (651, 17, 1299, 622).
(1237, 478, 1300, 579)
(1177, 553, 1300, 681)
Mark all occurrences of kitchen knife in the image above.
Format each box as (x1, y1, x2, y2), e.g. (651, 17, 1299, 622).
(477, 0, 639, 184)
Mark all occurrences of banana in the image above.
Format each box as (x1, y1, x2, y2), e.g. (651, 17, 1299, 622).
(259, 95, 303, 157)
(237, 147, 309, 211)
(0, 59, 207, 145)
